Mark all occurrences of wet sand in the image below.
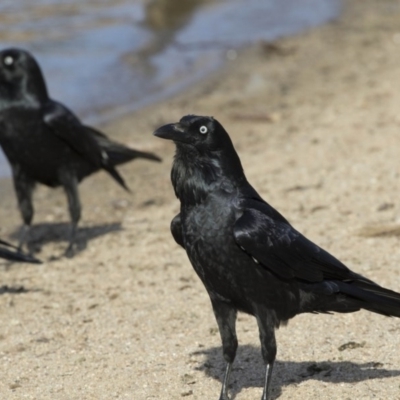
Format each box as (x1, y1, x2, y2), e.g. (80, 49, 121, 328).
(1, 0, 400, 398)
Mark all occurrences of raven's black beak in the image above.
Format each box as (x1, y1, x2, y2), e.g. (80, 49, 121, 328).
(153, 123, 184, 141)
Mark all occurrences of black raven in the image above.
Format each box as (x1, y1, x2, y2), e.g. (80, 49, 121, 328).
(154, 115, 400, 400)
(0, 48, 161, 255)
(0, 238, 41, 263)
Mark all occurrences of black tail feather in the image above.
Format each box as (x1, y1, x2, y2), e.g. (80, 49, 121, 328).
(106, 147, 162, 165)
(87, 126, 162, 166)
(336, 280, 400, 317)
(86, 126, 161, 191)
(104, 165, 131, 192)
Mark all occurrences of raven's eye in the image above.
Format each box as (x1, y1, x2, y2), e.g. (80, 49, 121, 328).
(3, 56, 14, 67)
(199, 126, 208, 134)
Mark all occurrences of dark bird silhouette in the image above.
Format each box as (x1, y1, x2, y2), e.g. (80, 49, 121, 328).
(0, 48, 161, 256)
(154, 115, 400, 400)
(0, 238, 41, 263)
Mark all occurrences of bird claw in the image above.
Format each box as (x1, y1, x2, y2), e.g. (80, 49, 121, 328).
(261, 392, 269, 400)
(64, 237, 87, 258)
(64, 243, 76, 258)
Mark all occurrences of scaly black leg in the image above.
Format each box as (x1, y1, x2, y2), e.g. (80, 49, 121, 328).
(210, 296, 238, 400)
(220, 362, 233, 400)
(11, 165, 35, 252)
(256, 313, 277, 400)
(261, 362, 274, 400)
(59, 170, 81, 257)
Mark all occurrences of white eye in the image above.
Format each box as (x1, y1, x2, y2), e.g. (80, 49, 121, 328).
(4, 56, 13, 66)
(199, 125, 208, 134)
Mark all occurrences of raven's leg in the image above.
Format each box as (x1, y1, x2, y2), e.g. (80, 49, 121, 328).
(256, 315, 277, 400)
(11, 166, 35, 251)
(210, 297, 238, 400)
(59, 171, 81, 257)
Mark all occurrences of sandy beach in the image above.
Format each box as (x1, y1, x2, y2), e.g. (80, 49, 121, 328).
(1, 0, 400, 398)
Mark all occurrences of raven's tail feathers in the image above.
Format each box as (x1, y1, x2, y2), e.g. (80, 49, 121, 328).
(106, 147, 162, 165)
(103, 165, 131, 193)
(87, 126, 162, 166)
(336, 280, 400, 318)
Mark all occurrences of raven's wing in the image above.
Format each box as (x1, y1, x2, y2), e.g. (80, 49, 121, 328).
(233, 206, 356, 283)
(0, 239, 41, 263)
(43, 101, 103, 167)
(43, 101, 129, 190)
(234, 203, 400, 317)
(171, 213, 185, 249)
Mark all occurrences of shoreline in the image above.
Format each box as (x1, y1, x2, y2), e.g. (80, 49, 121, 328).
(2, 1, 400, 399)
(0, 0, 341, 179)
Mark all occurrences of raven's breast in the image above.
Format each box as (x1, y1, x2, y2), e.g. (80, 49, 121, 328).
(182, 194, 256, 312)
(0, 108, 96, 186)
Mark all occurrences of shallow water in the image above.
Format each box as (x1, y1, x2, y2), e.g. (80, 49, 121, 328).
(0, 0, 341, 176)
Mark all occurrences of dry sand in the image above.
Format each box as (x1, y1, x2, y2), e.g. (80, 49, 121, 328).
(1, 0, 400, 398)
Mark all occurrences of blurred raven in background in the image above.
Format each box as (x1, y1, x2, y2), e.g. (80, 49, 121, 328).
(155, 115, 400, 400)
(0, 48, 161, 256)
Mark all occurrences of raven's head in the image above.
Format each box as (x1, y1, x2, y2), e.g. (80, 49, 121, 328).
(0, 48, 48, 105)
(154, 115, 235, 153)
(154, 115, 245, 204)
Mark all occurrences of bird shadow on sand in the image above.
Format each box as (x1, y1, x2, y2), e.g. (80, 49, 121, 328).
(192, 345, 400, 399)
(9, 222, 122, 258)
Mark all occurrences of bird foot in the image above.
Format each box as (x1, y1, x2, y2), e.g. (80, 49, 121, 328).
(64, 238, 87, 258)
(218, 387, 231, 400)
(64, 243, 76, 258)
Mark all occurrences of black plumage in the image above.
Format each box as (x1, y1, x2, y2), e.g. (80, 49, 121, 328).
(0, 238, 41, 263)
(154, 115, 400, 400)
(0, 48, 161, 255)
